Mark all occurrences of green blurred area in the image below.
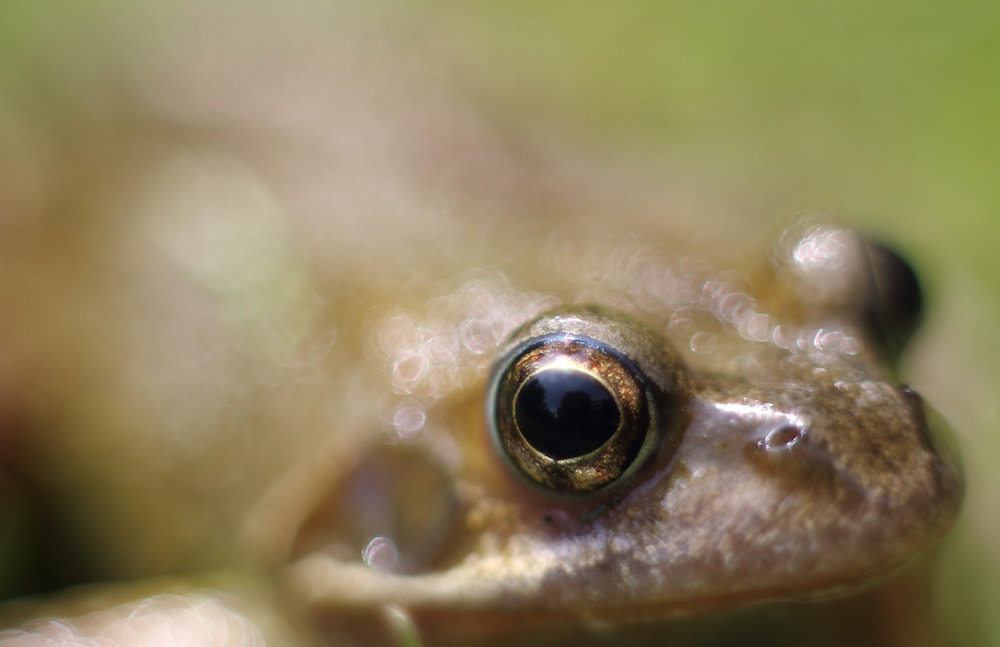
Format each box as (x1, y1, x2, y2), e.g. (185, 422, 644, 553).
(2, 1, 995, 284)
(0, 1, 997, 644)
(416, 1, 1000, 279)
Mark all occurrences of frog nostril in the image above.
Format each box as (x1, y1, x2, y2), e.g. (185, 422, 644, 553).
(759, 424, 803, 451)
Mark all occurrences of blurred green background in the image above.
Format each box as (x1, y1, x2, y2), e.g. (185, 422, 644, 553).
(415, 1, 1000, 271)
(1, 1, 997, 645)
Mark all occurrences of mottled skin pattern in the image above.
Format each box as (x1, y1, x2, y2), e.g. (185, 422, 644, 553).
(0, 4, 961, 647)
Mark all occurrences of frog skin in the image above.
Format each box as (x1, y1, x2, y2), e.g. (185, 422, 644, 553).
(0, 6, 962, 647)
(270, 228, 961, 647)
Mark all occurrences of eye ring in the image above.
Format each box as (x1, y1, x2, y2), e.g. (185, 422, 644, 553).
(490, 333, 652, 493)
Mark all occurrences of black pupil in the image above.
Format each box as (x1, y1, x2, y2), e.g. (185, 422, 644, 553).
(514, 368, 621, 460)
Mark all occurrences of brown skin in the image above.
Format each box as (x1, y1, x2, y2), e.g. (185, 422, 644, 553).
(280, 235, 959, 646)
(0, 4, 961, 646)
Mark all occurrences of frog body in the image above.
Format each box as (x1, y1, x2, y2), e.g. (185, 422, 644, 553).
(0, 6, 961, 646)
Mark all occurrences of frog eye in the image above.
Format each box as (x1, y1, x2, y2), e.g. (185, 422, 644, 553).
(862, 241, 923, 360)
(489, 334, 652, 493)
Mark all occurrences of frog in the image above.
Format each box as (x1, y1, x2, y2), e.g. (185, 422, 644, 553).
(0, 4, 962, 646)
(263, 222, 961, 647)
